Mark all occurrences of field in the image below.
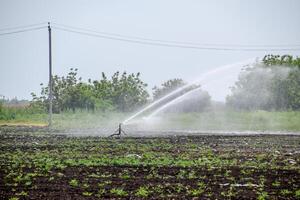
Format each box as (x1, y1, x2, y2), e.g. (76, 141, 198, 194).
(0, 127, 299, 199)
(1, 110, 300, 131)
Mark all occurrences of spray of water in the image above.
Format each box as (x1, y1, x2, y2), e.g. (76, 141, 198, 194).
(147, 85, 206, 118)
(122, 58, 256, 125)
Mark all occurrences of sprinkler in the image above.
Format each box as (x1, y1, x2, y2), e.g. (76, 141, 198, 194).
(109, 123, 126, 137)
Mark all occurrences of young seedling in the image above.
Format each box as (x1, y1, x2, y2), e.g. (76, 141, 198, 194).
(110, 188, 128, 197)
(135, 186, 150, 197)
(69, 179, 79, 187)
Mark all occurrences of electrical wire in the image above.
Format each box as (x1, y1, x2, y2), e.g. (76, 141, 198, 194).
(0, 26, 46, 36)
(0, 22, 299, 51)
(53, 26, 300, 51)
(52, 22, 300, 48)
(0, 22, 47, 32)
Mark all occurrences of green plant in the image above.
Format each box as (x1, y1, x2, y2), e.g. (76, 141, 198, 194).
(174, 183, 184, 193)
(188, 170, 197, 179)
(110, 188, 127, 197)
(33, 69, 149, 113)
(120, 172, 131, 179)
(82, 191, 93, 196)
(280, 189, 292, 196)
(135, 186, 150, 197)
(189, 188, 204, 196)
(221, 186, 237, 198)
(295, 189, 300, 198)
(257, 191, 269, 200)
(82, 183, 89, 189)
(197, 181, 206, 189)
(96, 189, 105, 197)
(272, 181, 280, 187)
(9, 197, 19, 200)
(15, 191, 28, 196)
(69, 179, 79, 187)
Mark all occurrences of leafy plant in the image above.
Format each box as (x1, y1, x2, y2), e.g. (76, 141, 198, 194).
(82, 191, 93, 196)
(69, 179, 79, 187)
(295, 189, 300, 198)
(272, 181, 280, 187)
(33, 69, 149, 113)
(189, 188, 204, 196)
(280, 189, 292, 196)
(257, 191, 269, 200)
(135, 186, 150, 197)
(110, 188, 128, 197)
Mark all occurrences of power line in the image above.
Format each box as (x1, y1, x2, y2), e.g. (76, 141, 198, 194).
(0, 22, 299, 51)
(53, 22, 220, 47)
(53, 26, 300, 51)
(0, 22, 47, 32)
(53, 22, 300, 48)
(0, 26, 46, 36)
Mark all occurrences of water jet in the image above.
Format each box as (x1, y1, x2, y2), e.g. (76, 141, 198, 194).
(122, 58, 256, 126)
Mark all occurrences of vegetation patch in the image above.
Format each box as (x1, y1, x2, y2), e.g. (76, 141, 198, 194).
(0, 132, 299, 199)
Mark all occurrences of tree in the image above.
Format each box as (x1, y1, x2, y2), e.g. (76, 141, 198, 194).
(108, 71, 149, 112)
(152, 78, 186, 100)
(226, 55, 300, 110)
(163, 90, 211, 113)
(152, 78, 211, 113)
(31, 68, 149, 113)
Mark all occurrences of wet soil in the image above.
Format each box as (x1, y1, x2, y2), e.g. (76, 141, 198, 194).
(0, 129, 299, 199)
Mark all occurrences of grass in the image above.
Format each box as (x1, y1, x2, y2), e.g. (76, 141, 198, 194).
(155, 110, 300, 131)
(0, 121, 48, 127)
(1, 106, 300, 131)
(0, 104, 47, 121)
(0, 108, 126, 129)
(51, 111, 126, 129)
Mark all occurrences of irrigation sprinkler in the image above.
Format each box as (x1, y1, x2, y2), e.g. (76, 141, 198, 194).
(109, 123, 127, 137)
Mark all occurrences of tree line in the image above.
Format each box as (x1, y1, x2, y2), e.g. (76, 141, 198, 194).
(31, 69, 211, 113)
(226, 55, 300, 110)
(30, 54, 300, 114)
(31, 69, 149, 113)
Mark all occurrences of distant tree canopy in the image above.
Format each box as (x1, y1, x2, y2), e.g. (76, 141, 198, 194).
(152, 78, 186, 100)
(152, 78, 211, 113)
(0, 96, 29, 107)
(31, 68, 149, 113)
(226, 55, 300, 110)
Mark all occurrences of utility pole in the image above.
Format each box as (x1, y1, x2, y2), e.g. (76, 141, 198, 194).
(48, 22, 53, 127)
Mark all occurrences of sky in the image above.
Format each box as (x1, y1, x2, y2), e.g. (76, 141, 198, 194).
(0, 0, 300, 101)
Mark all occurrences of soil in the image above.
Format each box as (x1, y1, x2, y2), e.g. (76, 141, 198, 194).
(0, 128, 299, 199)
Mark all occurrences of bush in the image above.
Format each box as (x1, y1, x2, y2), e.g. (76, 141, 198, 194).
(0, 104, 46, 121)
(33, 69, 149, 113)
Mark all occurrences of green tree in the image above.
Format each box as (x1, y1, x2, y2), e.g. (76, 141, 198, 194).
(153, 78, 211, 113)
(108, 71, 149, 112)
(226, 55, 300, 110)
(31, 68, 149, 113)
(152, 78, 186, 100)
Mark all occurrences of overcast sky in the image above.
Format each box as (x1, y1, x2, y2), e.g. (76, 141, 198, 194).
(0, 0, 300, 101)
